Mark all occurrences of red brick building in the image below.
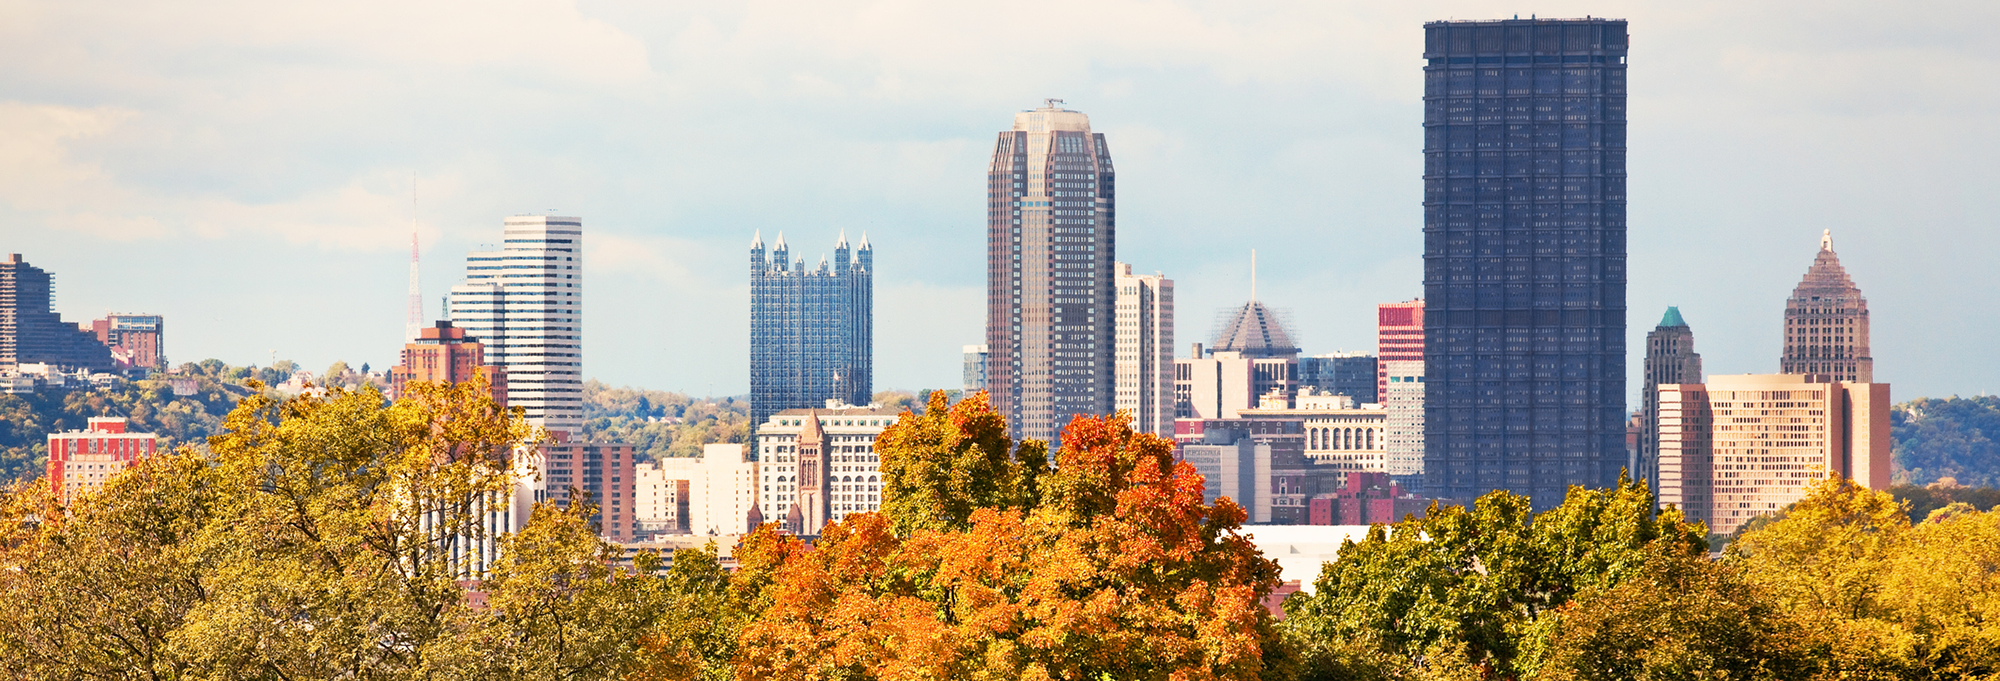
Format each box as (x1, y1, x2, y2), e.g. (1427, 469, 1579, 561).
(389, 321, 506, 406)
(535, 438, 636, 542)
(1375, 299, 1423, 403)
(48, 417, 158, 503)
(90, 313, 164, 370)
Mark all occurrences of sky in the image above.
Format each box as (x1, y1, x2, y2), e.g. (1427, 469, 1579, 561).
(2, 1, 1996, 403)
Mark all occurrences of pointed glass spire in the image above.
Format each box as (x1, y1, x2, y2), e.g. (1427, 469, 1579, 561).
(836, 229, 849, 249)
(774, 231, 788, 250)
(858, 232, 871, 250)
(751, 229, 764, 249)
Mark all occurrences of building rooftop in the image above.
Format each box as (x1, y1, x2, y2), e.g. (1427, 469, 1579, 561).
(1211, 300, 1299, 358)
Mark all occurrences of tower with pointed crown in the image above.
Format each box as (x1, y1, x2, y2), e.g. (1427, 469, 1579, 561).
(1780, 231, 1872, 382)
(750, 232, 873, 431)
(1641, 306, 1702, 496)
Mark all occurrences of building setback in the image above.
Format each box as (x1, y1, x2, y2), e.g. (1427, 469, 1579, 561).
(1113, 263, 1174, 435)
(987, 101, 1117, 442)
(0, 254, 113, 373)
(749, 231, 873, 432)
(1781, 231, 1872, 383)
(1298, 353, 1378, 405)
(449, 216, 584, 435)
(1421, 19, 1630, 507)
(1640, 307, 1701, 492)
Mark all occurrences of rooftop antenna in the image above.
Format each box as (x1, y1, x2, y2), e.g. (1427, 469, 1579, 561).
(1250, 249, 1258, 303)
(404, 172, 422, 343)
(1045, 97, 1065, 109)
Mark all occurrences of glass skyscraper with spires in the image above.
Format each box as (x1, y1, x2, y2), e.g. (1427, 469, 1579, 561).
(749, 231, 873, 433)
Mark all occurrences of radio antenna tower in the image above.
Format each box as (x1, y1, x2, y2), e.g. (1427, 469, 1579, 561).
(404, 173, 422, 342)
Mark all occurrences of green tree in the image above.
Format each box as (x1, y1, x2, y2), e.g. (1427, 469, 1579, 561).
(1282, 476, 1706, 679)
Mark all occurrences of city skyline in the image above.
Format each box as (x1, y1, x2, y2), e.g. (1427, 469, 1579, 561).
(3, 3, 1997, 402)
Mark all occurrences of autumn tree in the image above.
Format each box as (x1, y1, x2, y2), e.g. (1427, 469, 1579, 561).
(713, 390, 1289, 680)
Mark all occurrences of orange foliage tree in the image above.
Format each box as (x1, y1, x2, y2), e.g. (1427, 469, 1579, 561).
(724, 391, 1289, 680)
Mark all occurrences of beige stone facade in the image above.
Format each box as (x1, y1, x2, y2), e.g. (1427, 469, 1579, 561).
(1657, 374, 1890, 535)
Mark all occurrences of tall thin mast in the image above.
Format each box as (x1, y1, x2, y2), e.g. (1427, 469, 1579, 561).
(404, 173, 422, 342)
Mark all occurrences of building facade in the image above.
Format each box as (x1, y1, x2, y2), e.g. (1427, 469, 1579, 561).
(1114, 263, 1174, 435)
(90, 313, 164, 371)
(1, 254, 113, 372)
(1781, 231, 1872, 382)
(1422, 19, 1631, 507)
(389, 321, 508, 405)
(1376, 299, 1424, 403)
(1383, 360, 1427, 481)
(634, 462, 690, 536)
(533, 440, 635, 541)
(750, 231, 873, 431)
(1299, 352, 1378, 404)
(1641, 307, 1701, 491)
(1173, 417, 1309, 524)
(756, 405, 898, 536)
(1657, 374, 1890, 535)
(1238, 391, 1389, 472)
(449, 216, 584, 435)
(986, 101, 1117, 442)
(47, 417, 157, 503)
(962, 344, 989, 394)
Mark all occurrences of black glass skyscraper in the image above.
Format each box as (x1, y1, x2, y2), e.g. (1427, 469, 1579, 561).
(1421, 18, 1629, 507)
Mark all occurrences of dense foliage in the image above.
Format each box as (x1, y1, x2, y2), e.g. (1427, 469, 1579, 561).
(1285, 476, 2000, 680)
(1894, 395, 2000, 486)
(0, 366, 258, 484)
(7, 381, 2000, 679)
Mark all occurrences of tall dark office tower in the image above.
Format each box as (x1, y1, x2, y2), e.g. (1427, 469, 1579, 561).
(1421, 19, 1630, 506)
(1780, 231, 1872, 382)
(0, 254, 113, 372)
(750, 231, 873, 432)
(1641, 307, 1701, 492)
(986, 100, 1116, 442)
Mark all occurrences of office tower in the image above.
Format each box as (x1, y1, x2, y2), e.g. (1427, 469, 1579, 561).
(749, 231, 873, 432)
(756, 405, 897, 536)
(1422, 19, 1630, 507)
(1298, 352, 1378, 403)
(533, 441, 635, 541)
(1780, 231, 1872, 382)
(986, 100, 1117, 442)
(1171, 418, 1305, 523)
(47, 417, 157, 503)
(633, 462, 690, 536)
(90, 313, 164, 370)
(0, 254, 114, 372)
(962, 344, 989, 394)
(1383, 360, 1427, 482)
(1376, 299, 1424, 403)
(1657, 374, 1890, 534)
(1640, 307, 1701, 490)
(388, 321, 508, 406)
(449, 216, 583, 435)
(1114, 263, 1174, 435)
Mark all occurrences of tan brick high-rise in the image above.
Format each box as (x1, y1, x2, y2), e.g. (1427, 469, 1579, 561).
(1780, 230, 1872, 382)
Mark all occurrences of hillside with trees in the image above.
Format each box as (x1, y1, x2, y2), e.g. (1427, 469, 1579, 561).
(579, 380, 749, 461)
(1893, 395, 2000, 487)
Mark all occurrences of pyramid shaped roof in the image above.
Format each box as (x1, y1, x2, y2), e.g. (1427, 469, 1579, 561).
(1658, 306, 1688, 328)
(1211, 300, 1299, 358)
(1791, 230, 1863, 302)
